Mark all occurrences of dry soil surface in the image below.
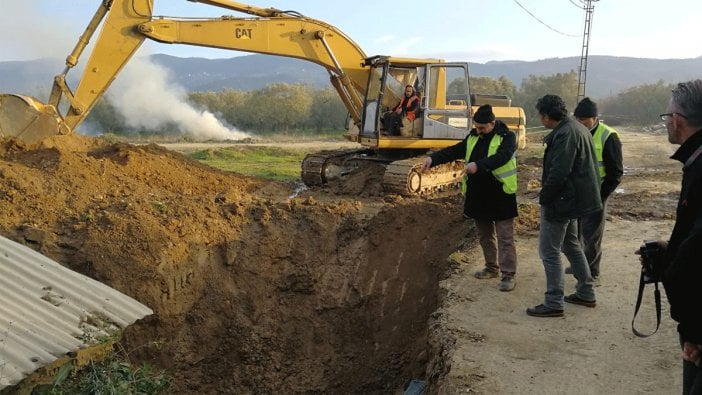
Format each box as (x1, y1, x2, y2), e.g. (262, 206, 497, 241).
(0, 126, 684, 394)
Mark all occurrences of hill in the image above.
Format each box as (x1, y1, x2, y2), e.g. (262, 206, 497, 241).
(469, 56, 702, 98)
(2, 54, 701, 99)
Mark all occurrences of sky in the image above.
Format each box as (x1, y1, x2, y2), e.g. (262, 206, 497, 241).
(1, 0, 701, 63)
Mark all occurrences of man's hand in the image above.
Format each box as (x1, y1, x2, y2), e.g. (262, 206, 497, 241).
(462, 162, 478, 175)
(634, 240, 668, 263)
(683, 342, 701, 366)
(419, 157, 432, 173)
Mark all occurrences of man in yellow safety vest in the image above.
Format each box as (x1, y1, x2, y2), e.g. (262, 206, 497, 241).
(419, 104, 518, 291)
(572, 97, 623, 283)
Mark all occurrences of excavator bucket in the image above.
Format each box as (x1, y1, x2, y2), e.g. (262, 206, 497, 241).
(0, 94, 70, 145)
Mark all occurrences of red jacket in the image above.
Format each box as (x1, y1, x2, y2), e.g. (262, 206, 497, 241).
(393, 94, 419, 121)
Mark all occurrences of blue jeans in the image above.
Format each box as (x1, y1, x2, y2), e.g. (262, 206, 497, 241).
(538, 210, 595, 310)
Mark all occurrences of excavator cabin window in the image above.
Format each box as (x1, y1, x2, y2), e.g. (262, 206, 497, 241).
(382, 68, 419, 111)
(361, 64, 421, 136)
(361, 62, 471, 140)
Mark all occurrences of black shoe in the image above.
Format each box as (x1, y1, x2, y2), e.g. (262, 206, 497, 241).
(526, 304, 564, 317)
(564, 293, 596, 308)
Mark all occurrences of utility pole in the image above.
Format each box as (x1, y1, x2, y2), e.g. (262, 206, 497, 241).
(576, 0, 598, 106)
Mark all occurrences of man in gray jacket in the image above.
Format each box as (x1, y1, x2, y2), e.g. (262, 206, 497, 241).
(527, 94, 602, 318)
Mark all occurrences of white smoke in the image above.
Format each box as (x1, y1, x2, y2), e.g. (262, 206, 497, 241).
(108, 56, 250, 141)
(0, 2, 76, 61)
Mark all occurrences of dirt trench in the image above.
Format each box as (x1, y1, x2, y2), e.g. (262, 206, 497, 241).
(0, 135, 472, 393)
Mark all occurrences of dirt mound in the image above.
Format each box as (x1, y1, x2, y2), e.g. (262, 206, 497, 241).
(0, 135, 473, 393)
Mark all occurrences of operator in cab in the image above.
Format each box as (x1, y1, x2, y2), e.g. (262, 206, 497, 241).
(382, 85, 419, 136)
(419, 104, 519, 291)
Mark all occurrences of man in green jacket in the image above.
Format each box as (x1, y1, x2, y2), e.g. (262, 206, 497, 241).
(527, 94, 602, 318)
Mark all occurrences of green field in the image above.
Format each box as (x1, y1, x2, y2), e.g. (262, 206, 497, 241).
(189, 146, 308, 181)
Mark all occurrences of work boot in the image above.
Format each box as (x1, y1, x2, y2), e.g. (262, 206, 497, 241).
(499, 276, 516, 292)
(526, 304, 564, 318)
(564, 293, 596, 308)
(474, 268, 499, 279)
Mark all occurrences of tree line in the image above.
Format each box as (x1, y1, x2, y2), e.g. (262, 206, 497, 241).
(86, 72, 674, 135)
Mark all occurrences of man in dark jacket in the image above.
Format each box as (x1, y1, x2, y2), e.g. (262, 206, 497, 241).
(420, 104, 518, 291)
(572, 97, 624, 282)
(640, 80, 702, 393)
(526, 94, 602, 317)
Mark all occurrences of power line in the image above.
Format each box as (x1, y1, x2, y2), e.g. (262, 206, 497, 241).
(569, 0, 586, 9)
(512, 0, 580, 37)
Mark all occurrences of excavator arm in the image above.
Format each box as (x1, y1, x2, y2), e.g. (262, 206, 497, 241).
(46, 0, 368, 133)
(137, 13, 368, 125)
(50, 0, 154, 130)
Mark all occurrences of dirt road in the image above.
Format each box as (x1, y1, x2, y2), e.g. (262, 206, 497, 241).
(441, 128, 683, 394)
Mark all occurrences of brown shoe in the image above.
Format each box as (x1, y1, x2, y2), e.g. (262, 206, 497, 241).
(474, 268, 499, 279)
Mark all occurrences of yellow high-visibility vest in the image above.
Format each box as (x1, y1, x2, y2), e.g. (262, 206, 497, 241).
(593, 122, 619, 180)
(462, 133, 517, 195)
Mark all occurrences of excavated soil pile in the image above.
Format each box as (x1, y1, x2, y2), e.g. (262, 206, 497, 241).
(0, 135, 474, 393)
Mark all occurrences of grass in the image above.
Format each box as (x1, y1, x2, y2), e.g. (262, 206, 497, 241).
(34, 342, 171, 395)
(189, 146, 308, 181)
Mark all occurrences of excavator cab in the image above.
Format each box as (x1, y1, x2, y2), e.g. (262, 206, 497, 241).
(356, 57, 472, 150)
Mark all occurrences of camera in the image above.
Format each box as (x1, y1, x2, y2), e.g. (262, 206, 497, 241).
(639, 240, 664, 284)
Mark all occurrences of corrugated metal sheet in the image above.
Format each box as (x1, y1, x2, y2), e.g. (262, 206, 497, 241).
(0, 235, 153, 390)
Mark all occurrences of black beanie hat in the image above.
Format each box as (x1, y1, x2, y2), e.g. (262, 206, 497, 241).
(574, 97, 598, 118)
(473, 104, 495, 123)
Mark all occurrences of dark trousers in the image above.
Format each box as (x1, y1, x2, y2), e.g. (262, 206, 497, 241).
(475, 218, 517, 276)
(682, 335, 702, 394)
(579, 201, 607, 277)
(382, 112, 402, 135)
(683, 359, 702, 394)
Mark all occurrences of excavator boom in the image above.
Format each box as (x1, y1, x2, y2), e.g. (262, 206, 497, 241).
(137, 16, 368, 124)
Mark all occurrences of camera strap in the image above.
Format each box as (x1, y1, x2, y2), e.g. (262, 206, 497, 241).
(683, 145, 702, 169)
(631, 271, 661, 338)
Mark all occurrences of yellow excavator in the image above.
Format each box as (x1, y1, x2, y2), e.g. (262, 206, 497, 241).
(0, 0, 526, 195)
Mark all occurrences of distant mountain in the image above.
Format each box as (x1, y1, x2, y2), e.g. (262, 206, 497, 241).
(0, 58, 61, 96)
(2, 54, 701, 99)
(468, 56, 702, 98)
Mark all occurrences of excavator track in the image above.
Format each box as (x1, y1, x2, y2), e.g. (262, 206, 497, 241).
(302, 149, 465, 197)
(301, 148, 374, 186)
(383, 158, 465, 196)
